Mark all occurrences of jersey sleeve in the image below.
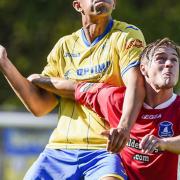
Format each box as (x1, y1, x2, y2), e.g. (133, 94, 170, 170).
(117, 26, 146, 77)
(75, 82, 106, 118)
(41, 38, 64, 77)
(75, 82, 126, 127)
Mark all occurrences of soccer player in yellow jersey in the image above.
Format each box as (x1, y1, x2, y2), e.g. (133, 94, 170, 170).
(0, 0, 145, 179)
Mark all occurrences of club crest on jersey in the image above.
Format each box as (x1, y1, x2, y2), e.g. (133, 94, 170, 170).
(158, 121, 174, 138)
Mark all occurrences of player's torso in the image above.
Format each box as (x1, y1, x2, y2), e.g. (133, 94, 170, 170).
(121, 96, 180, 180)
(47, 20, 143, 149)
(59, 26, 125, 86)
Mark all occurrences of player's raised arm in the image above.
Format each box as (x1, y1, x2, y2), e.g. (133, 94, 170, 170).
(119, 66, 145, 135)
(0, 45, 58, 116)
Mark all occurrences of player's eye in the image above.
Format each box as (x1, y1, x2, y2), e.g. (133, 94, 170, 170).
(155, 56, 166, 64)
(170, 58, 178, 63)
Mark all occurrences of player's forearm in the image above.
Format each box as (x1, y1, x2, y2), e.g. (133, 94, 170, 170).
(160, 136, 180, 154)
(0, 59, 57, 116)
(118, 84, 145, 130)
(119, 69, 145, 131)
(29, 74, 76, 99)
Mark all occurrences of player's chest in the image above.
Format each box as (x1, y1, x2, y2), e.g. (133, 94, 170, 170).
(133, 109, 179, 138)
(61, 43, 119, 81)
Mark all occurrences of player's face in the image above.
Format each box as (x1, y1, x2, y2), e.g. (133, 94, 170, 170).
(73, 0, 116, 17)
(144, 46, 179, 89)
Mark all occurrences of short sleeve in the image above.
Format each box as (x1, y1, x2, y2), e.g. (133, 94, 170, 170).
(41, 38, 64, 77)
(117, 26, 146, 77)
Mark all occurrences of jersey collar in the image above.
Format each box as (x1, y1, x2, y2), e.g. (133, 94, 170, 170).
(143, 93, 177, 109)
(81, 19, 114, 47)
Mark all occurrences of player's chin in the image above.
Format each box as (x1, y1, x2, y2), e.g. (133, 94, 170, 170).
(160, 81, 175, 89)
(165, 78, 178, 87)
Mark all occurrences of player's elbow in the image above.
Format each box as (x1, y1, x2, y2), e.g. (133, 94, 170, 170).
(24, 103, 50, 117)
(26, 107, 47, 117)
(31, 110, 47, 117)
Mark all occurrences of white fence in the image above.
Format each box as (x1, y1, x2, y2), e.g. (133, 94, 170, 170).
(0, 111, 57, 128)
(0, 111, 57, 180)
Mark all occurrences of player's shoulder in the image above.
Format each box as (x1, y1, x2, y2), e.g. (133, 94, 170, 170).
(113, 20, 143, 36)
(173, 95, 180, 113)
(48, 29, 81, 56)
(175, 95, 180, 104)
(175, 95, 180, 116)
(112, 20, 145, 47)
(55, 29, 81, 47)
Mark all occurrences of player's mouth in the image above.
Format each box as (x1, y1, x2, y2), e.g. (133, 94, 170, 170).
(162, 72, 174, 78)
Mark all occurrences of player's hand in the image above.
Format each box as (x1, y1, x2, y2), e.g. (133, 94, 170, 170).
(0, 45, 8, 68)
(101, 126, 130, 153)
(139, 134, 166, 154)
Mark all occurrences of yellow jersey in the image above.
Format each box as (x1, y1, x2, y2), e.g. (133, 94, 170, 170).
(42, 19, 146, 150)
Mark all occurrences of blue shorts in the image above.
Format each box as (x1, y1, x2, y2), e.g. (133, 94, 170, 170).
(24, 148, 127, 180)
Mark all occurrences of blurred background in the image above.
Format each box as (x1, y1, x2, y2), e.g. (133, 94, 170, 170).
(0, 0, 179, 179)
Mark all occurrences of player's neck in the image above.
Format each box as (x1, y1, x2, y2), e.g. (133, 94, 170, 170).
(145, 84, 174, 108)
(82, 16, 111, 43)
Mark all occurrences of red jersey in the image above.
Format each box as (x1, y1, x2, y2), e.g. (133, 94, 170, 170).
(75, 82, 180, 180)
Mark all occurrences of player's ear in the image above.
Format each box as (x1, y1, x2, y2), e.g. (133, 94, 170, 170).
(73, 0, 83, 13)
(140, 63, 148, 77)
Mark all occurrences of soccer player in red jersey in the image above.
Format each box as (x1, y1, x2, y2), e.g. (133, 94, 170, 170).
(75, 38, 180, 180)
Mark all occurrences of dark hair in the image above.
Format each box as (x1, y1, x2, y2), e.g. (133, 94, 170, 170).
(140, 38, 180, 64)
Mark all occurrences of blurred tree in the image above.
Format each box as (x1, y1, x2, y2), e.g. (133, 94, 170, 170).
(0, 0, 179, 110)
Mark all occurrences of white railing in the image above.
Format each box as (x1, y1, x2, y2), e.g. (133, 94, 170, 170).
(0, 111, 57, 128)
